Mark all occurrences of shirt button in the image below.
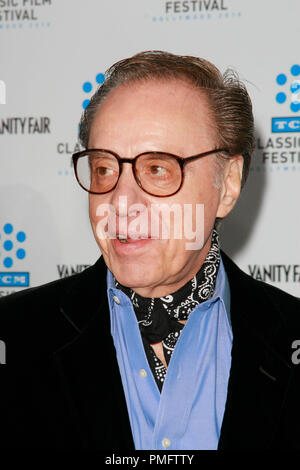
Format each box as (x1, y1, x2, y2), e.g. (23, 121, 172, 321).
(162, 438, 171, 448)
(113, 295, 120, 304)
(139, 369, 147, 378)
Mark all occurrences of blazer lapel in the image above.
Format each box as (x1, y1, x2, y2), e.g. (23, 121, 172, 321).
(52, 257, 134, 449)
(49, 252, 294, 450)
(218, 252, 293, 449)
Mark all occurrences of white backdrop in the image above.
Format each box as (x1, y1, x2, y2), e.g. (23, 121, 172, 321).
(0, 0, 299, 296)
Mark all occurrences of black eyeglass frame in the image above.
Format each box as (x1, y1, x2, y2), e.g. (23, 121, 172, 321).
(72, 147, 229, 197)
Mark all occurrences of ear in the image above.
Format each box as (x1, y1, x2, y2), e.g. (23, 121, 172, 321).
(216, 155, 244, 219)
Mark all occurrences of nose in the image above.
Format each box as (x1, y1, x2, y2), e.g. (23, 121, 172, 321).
(110, 162, 147, 217)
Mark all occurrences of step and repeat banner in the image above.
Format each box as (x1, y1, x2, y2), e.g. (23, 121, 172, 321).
(0, 0, 299, 297)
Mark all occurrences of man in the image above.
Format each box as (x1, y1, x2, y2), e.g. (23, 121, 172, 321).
(1, 51, 300, 450)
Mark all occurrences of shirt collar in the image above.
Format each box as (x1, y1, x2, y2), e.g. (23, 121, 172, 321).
(107, 254, 231, 326)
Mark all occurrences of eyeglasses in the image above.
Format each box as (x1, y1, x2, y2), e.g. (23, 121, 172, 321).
(72, 147, 229, 197)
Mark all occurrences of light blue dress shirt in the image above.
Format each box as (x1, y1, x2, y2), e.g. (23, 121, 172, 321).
(107, 256, 232, 450)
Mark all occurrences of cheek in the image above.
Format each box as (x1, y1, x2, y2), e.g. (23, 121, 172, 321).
(89, 195, 111, 244)
(174, 174, 220, 230)
(89, 197, 99, 232)
(89, 198, 95, 223)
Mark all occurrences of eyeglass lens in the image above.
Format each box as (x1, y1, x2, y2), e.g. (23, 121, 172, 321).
(76, 151, 182, 196)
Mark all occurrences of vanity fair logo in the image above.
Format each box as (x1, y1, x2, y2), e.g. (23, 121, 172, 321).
(0, 116, 50, 134)
(248, 264, 300, 283)
(95, 196, 205, 250)
(57, 264, 90, 279)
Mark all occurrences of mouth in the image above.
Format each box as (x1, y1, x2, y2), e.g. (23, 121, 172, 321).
(117, 235, 128, 244)
(116, 234, 150, 244)
(110, 233, 160, 256)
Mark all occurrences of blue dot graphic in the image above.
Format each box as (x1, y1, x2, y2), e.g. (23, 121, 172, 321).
(3, 223, 13, 234)
(276, 92, 286, 104)
(82, 81, 92, 93)
(291, 64, 300, 76)
(4, 257, 13, 268)
(16, 231, 26, 242)
(276, 73, 287, 85)
(96, 73, 105, 84)
(291, 101, 300, 112)
(16, 248, 26, 260)
(3, 240, 13, 251)
(82, 99, 90, 109)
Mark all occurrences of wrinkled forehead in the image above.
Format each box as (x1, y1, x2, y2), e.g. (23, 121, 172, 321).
(88, 79, 218, 154)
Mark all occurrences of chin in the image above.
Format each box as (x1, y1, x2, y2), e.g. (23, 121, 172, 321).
(111, 261, 158, 290)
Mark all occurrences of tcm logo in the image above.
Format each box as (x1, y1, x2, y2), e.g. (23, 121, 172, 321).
(272, 64, 300, 133)
(82, 73, 105, 110)
(272, 117, 300, 133)
(0, 273, 29, 287)
(0, 223, 29, 288)
(0, 80, 6, 104)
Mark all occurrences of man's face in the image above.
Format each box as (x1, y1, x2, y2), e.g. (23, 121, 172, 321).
(88, 79, 236, 297)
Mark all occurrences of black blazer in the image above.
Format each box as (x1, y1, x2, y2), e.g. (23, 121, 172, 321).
(0, 251, 300, 449)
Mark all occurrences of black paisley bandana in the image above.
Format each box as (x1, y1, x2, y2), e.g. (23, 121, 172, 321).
(115, 228, 221, 391)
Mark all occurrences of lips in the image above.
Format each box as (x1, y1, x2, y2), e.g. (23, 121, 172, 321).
(116, 234, 150, 243)
(111, 234, 155, 255)
(117, 235, 128, 243)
